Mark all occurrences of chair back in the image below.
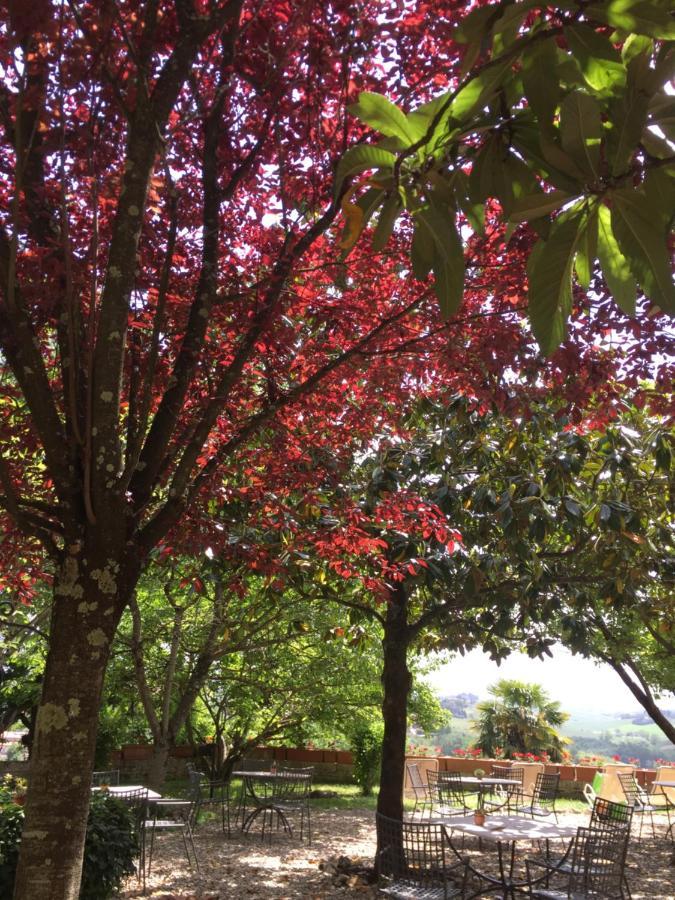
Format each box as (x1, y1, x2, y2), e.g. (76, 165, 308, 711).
(567, 826, 630, 896)
(406, 762, 425, 792)
(618, 772, 646, 808)
(590, 797, 633, 831)
(428, 770, 466, 809)
(376, 814, 450, 889)
(492, 765, 523, 796)
(280, 765, 314, 776)
(92, 769, 120, 786)
(532, 771, 559, 805)
(112, 787, 150, 835)
(272, 770, 312, 803)
(653, 765, 675, 804)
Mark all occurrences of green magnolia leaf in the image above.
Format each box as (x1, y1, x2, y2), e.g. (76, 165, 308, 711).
(349, 92, 423, 145)
(643, 167, 675, 228)
(528, 208, 585, 354)
(540, 133, 588, 183)
(418, 202, 465, 318)
(610, 188, 675, 312)
(451, 56, 515, 123)
(411, 216, 435, 279)
(574, 207, 598, 289)
(564, 24, 626, 93)
(586, 0, 675, 39)
(511, 121, 581, 193)
(371, 194, 400, 252)
(597, 204, 637, 315)
(560, 91, 603, 180)
(454, 170, 485, 234)
(522, 39, 560, 129)
(454, 5, 499, 43)
(355, 186, 387, 225)
(469, 136, 504, 204)
(333, 145, 396, 196)
(509, 189, 577, 222)
(607, 58, 650, 176)
(620, 33, 653, 63)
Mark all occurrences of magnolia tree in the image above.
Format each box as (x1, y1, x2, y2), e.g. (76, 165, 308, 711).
(0, 1, 672, 897)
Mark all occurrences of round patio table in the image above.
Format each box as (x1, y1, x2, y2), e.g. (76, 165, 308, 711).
(440, 813, 577, 898)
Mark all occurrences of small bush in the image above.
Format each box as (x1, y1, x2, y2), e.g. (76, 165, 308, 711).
(0, 793, 137, 899)
(351, 724, 382, 796)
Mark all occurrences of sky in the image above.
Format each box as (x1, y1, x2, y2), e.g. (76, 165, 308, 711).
(423, 644, 671, 714)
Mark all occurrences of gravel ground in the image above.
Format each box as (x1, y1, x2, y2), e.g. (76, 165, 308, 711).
(121, 808, 675, 899)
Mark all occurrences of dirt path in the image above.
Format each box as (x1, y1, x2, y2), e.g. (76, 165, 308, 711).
(121, 808, 675, 899)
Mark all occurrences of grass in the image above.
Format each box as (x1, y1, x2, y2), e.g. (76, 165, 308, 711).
(156, 776, 590, 816)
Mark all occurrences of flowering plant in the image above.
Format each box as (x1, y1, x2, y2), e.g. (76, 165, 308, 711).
(493, 747, 505, 759)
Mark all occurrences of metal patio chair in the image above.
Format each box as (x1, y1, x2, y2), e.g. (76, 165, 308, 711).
(187, 767, 231, 835)
(92, 769, 120, 786)
(114, 787, 150, 889)
(486, 765, 524, 813)
(144, 797, 200, 876)
(427, 770, 472, 818)
(407, 762, 433, 817)
(514, 771, 560, 821)
(376, 813, 468, 899)
(242, 769, 313, 844)
(525, 824, 631, 899)
(618, 772, 671, 841)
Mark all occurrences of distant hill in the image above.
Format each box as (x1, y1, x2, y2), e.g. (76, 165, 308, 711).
(439, 693, 478, 718)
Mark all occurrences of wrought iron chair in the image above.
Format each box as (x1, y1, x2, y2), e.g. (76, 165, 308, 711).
(525, 798, 633, 896)
(376, 813, 468, 899)
(406, 762, 433, 817)
(514, 771, 560, 821)
(114, 787, 150, 889)
(242, 769, 313, 843)
(92, 769, 120, 786)
(590, 797, 634, 831)
(485, 765, 524, 813)
(144, 797, 200, 876)
(525, 825, 631, 899)
(618, 772, 671, 841)
(187, 767, 231, 835)
(427, 770, 472, 818)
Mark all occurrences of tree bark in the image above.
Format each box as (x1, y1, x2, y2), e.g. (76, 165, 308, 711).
(146, 739, 172, 792)
(12, 553, 128, 900)
(376, 584, 411, 823)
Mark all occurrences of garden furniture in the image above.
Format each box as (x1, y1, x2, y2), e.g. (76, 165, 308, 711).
(428, 770, 472, 818)
(443, 812, 577, 898)
(619, 772, 672, 841)
(113, 787, 150, 890)
(512, 772, 560, 822)
(240, 769, 313, 844)
(145, 797, 200, 876)
(376, 813, 468, 899)
(525, 824, 631, 899)
(406, 762, 433, 817)
(486, 767, 524, 814)
(91, 769, 120, 786)
(187, 767, 231, 834)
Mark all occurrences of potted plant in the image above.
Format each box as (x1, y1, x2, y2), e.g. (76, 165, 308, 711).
(473, 803, 486, 827)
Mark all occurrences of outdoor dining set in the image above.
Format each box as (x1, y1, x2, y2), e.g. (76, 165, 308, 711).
(90, 760, 314, 889)
(379, 762, 675, 899)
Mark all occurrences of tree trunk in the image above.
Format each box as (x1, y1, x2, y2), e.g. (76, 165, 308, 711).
(146, 739, 172, 792)
(12, 554, 128, 900)
(376, 584, 411, 823)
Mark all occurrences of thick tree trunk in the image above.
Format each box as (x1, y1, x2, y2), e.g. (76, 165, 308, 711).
(376, 585, 411, 823)
(12, 554, 128, 900)
(146, 739, 172, 792)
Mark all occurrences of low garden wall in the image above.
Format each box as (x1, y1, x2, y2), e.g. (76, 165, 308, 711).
(404, 755, 658, 800)
(108, 744, 355, 783)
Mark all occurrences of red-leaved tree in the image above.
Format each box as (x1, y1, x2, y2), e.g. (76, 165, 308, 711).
(0, 2, 670, 897)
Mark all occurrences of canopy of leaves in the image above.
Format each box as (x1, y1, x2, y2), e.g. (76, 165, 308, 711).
(338, 0, 675, 354)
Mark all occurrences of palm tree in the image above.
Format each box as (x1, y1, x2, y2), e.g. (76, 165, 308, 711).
(472, 680, 570, 761)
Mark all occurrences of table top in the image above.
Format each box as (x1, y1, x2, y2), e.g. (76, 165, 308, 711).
(232, 770, 280, 779)
(653, 780, 675, 788)
(453, 776, 518, 787)
(443, 813, 577, 842)
(93, 784, 162, 801)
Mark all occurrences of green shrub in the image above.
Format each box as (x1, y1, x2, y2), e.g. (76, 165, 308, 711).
(350, 724, 382, 796)
(0, 793, 137, 899)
